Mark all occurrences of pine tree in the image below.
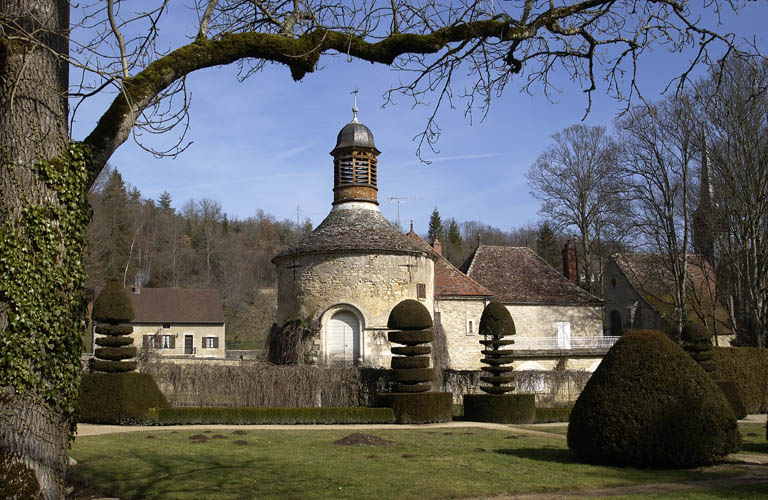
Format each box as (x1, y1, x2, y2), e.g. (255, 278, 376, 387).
(447, 218, 463, 253)
(427, 207, 443, 243)
(157, 191, 173, 211)
(536, 221, 561, 269)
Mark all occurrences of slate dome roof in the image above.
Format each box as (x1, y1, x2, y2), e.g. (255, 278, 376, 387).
(332, 120, 379, 153)
(272, 208, 432, 261)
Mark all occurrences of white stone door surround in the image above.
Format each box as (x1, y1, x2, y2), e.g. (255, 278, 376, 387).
(323, 307, 363, 364)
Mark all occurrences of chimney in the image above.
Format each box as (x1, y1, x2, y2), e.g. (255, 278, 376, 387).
(432, 236, 442, 256)
(562, 240, 576, 283)
(133, 274, 141, 295)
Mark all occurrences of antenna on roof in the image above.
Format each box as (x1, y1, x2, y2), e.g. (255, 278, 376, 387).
(387, 195, 422, 229)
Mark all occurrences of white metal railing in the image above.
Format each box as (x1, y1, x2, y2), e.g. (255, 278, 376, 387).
(509, 336, 620, 350)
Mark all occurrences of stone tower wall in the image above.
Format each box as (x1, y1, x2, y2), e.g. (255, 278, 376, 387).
(275, 252, 434, 367)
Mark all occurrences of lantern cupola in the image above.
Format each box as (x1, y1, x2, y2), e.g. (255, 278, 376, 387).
(330, 96, 380, 206)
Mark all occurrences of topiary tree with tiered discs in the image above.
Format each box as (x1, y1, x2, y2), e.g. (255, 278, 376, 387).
(681, 322, 715, 375)
(463, 302, 534, 423)
(478, 301, 516, 394)
(375, 300, 452, 423)
(79, 281, 168, 423)
(92, 281, 137, 373)
(568, 330, 740, 468)
(682, 322, 748, 419)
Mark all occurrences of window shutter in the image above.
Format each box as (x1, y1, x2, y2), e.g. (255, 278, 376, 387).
(143, 335, 151, 347)
(213, 337, 219, 348)
(417, 283, 426, 299)
(154, 336, 161, 349)
(170, 335, 176, 349)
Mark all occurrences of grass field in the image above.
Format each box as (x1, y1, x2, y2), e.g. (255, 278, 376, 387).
(67, 422, 767, 500)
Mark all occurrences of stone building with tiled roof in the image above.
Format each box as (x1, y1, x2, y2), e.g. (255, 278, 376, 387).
(603, 253, 733, 343)
(272, 107, 610, 371)
(91, 287, 227, 359)
(272, 106, 436, 366)
(460, 244, 606, 370)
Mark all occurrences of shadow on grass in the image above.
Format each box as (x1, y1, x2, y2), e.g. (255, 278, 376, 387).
(495, 447, 577, 464)
(740, 442, 768, 454)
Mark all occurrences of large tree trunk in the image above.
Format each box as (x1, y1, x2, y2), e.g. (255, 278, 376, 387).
(0, 1, 79, 498)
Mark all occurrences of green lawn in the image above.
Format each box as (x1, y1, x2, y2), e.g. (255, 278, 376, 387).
(68, 427, 753, 500)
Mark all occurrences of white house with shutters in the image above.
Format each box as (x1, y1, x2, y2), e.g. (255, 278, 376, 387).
(91, 286, 227, 359)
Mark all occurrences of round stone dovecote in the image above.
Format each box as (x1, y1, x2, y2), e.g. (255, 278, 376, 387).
(271, 108, 437, 367)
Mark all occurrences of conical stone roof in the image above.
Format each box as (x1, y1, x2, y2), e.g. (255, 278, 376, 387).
(273, 208, 433, 261)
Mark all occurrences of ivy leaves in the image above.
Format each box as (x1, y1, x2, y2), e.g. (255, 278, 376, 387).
(0, 143, 92, 436)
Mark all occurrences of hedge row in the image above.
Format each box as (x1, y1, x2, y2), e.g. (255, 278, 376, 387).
(713, 347, 768, 413)
(534, 407, 571, 423)
(152, 407, 396, 425)
(464, 394, 535, 424)
(375, 392, 453, 424)
(79, 373, 168, 424)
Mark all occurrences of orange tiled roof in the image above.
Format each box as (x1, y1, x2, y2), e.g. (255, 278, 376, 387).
(404, 231, 492, 298)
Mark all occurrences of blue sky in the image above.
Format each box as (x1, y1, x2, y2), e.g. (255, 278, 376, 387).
(70, 2, 768, 235)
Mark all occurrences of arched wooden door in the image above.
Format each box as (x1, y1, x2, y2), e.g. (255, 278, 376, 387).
(326, 311, 360, 363)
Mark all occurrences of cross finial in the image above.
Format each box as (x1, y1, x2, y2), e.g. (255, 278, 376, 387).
(351, 88, 359, 123)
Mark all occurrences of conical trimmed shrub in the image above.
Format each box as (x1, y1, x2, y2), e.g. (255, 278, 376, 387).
(568, 330, 740, 468)
(92, 281, 137, 373)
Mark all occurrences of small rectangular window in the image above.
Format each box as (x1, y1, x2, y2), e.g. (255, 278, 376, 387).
(161, 335, 174, 349)
(203, 337, 219, 349)
(417, 283, 426, 299)
(466, 319, 475, 335)
(162, 323, 171, 329)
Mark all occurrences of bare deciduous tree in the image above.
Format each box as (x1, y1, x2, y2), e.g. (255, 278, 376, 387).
(528, 124, 624, 294)
(697, 58, 768, 346)
(616, 94, 698, 339)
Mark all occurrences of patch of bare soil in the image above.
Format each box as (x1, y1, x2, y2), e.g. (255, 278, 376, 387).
(333, 433, 394, 447)
(211, 434, 227, 439)
(233, 440, 249, 446)
(189, 434, 208, 443)
(232, 430, 247, 435)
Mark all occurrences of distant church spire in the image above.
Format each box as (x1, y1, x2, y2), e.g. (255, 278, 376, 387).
(693, 131, 717, 264)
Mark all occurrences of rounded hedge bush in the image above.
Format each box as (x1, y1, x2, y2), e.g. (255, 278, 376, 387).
(479, 301, 515, 338)
(568, 330, 740, 468)
(387, 299, 432, 330)
(93, 280, 134, 323)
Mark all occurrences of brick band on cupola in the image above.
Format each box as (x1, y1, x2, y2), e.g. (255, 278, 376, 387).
(330, 93, 381, 205)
